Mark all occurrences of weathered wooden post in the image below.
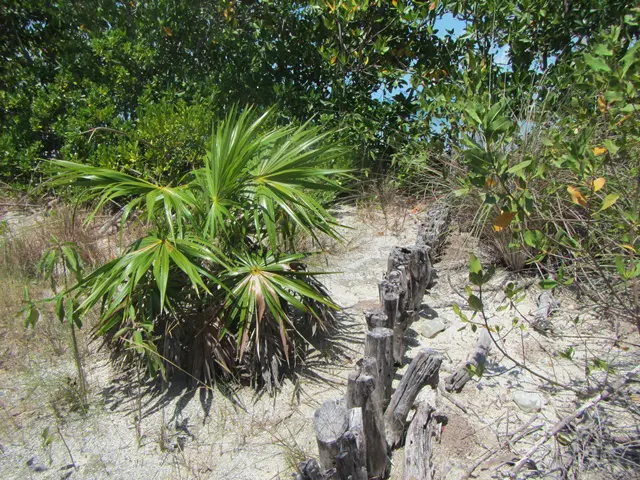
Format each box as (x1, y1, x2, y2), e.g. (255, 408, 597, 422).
(336, 431, 367, 480)
(364, 327, 394, 407)
(416, 203, 451, 260)
(365, 310, 390, 330)
(379, 279, 400, 325)
(347, 407, 366, 475)
(346, 367, 388, 479)
(384, 246, 431, 365)
(296, 459, 332, 480)
(403, 399, 444, 480)
(384, 348, 443, 448)
(314, 399, 349, 471)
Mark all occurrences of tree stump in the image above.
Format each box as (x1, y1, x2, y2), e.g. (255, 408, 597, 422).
(364, 327, 394, 407)
(445, 329, 492, 393)
(403, 399, 443, 480)
(384, 349, 443, 448)
(314, 399, 349, 471)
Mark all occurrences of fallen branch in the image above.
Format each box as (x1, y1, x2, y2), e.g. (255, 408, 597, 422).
(445, 329, 491, 393)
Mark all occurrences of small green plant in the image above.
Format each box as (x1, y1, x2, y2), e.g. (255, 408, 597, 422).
(41, 426, 54, 464)
(22, 236, 88, 406)
(453, 254, 626, 391)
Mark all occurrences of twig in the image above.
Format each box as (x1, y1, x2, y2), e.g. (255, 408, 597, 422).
(465, 414, 541, 478)
(56, 425, 78, 471)
(437, 384, 468, 413)
(80, 126, 163, 152)
(510, 364, 640, 478)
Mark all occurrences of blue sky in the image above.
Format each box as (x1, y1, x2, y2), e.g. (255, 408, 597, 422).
(435, 12, 467, 39)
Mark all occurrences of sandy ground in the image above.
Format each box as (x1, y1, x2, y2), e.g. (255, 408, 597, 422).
(0, 202, 638, 479)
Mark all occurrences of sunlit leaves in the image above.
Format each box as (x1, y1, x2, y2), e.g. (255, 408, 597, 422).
(51, 108, 345, 383)
(592, 177, 605, 191)
(599, 193, 619, 211)
(584, 53, 611, 72)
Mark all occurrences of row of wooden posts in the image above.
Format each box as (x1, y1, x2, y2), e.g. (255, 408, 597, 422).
(295, 203, 466, 480)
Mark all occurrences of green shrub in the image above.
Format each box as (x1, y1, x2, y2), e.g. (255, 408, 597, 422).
(453, 24, 640, 327)
(51, 107, 348, 390)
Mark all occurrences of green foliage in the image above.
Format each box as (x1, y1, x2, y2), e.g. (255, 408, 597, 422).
(23, 236, 89, 406)
(52, 108, 346, 387)
(451, 16, 640, 326)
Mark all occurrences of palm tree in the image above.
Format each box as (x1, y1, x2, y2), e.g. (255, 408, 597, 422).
(52, 107, 348, 389)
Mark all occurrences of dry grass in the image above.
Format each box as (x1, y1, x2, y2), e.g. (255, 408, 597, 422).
(0, 197, 146, 381)
(0, 204, 104, 278)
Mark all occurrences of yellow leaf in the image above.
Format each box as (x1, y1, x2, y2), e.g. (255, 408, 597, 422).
(621, 244, 637, 253)
(429, 0, 437, 10)
(567, 186, 587, 206)
(392, 0, 397, 6)
(593, 146, 607, 156)
(486, 177, 497, 188)
(330, 55, 337, 65)
(598, 94, 607, 113)
(616, 114, 631, 127)
(493, 211, 516, 231)
(162, 26, 173, 36)
(592, 177, 605, 192)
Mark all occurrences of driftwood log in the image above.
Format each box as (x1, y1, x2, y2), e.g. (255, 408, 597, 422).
(346, 368, 388, 478)
(384, 349, 443, 448)
(533, 290, 558, 334)
(445, 329, 492, 393)
(416, 203, 451, 260)
(403, 399, 444, 480)
(314, 399, 349, 471)
(364, 327, 394, 407)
